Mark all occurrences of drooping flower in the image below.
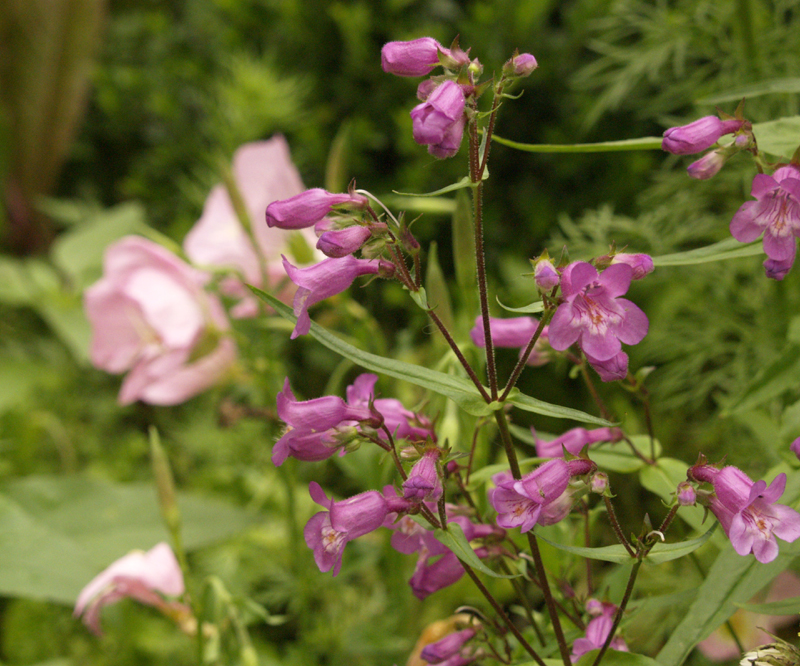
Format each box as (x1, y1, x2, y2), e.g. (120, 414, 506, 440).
(584, 350, 629, 382)
(345, 373, 436, 442)
(697, 465, 800, 563)
(266, 188, 368, 230)
(488, 460, 572, 532)
(533, 426, 621, 458)
(74, 542, 187, 635)
(571, 600, 628, 663)
(410, 80, 466, 159)
(304, 483, 411, 576)
(272, 377, 382, 465)
(662, 116, 743, 155)
(381, 37, 447, 77)
(548, 261, 649, 366)
(282, 255, 394, 338)
(730, 165, 800, 279)
(183, 137, 319, 317)
(84, 236, 237, 405)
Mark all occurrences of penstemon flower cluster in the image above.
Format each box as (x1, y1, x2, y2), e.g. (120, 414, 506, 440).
(76, 34, 800, 666)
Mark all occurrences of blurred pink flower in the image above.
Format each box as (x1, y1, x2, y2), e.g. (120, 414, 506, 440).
(74, 542, 187, 635)
(698, 571, 800, 661)
(183, 137, 320, 316)
(85, 236, 236, 405)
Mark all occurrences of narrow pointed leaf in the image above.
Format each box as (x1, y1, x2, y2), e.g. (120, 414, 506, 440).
(434, 522, 519, 579)
(652, 238, 763, 267)
(492, 135, 662, 153)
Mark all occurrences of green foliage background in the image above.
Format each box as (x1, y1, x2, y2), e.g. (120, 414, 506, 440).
(1, 0, 800, 664)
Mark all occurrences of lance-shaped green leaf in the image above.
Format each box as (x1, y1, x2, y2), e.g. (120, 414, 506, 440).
(734, 598, 800, 615)
(250, 286, 610, 425)
(699, 80, 800, 104)
(434, 522, 519, 579)
(496, 296, 545, 314)
(393, 167, 489, 197)
(491, 135, 662, 153)
(652, 238, 763, 267)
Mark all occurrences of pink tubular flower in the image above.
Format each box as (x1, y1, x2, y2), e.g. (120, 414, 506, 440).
(316, 225, 373, 258)
(272, 378, 381, 465)
(84, 237, 236, 405)
(585, 350, 629, 382)
(706, 467, 800, 563)
(403, 448, 443, 502)
(571, 600, 628, 662)
(410, 80, 466, 159)
(764, 256, 794, 281)
(74, 543, 186, 635)
(548, 261, 649, 364)
(304, 483, 411, 576)
(730, 165, 800, 278)
(662, 116, 743, 155)
(381, 37, 445, 77)
(266, 188, 368, 230)
(282, 255, 393, 338)
(421, 627, 478, 664)
(535, 259, 560, 292)
(470, 316, 552, 366)
(687, 149, 727, 180)
(610, 253, 654, 280)
(534, 426, 621, 458)
(183, 137, 320, 316)
(345, 373, 436, 442)
(489, 460, 571, 532)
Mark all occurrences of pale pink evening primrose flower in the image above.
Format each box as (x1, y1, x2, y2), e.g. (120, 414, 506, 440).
(282, 255, 394, 338)
(304, 483, 412, 576)
(730, 165, 800, 278)
(699, 466, 800, 563)
(271, 378, 381, 465)
(410, 80, 467, 159)
(84, 236, 236, 405)
(74, 543, 186, 635)
(183, 137, 319, 317)
(662, 116, 743, 155)
(548, 261, 648, 365)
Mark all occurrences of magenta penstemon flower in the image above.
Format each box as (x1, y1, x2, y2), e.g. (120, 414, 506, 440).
(533, 426, 621, 458)
(421, 627, 479, 664)
(571, 600, 628, 662)
(691, 464, 800, 563)
(282, 255, 394, 338)
(402, 448, 443, 502)
(381, 37, 447, 77)
(265, 188, 367, 230)
(730, 165, 800, 279)
(661, 116, 743, 155)
(410, 80, 467, 159)
(548, 262, 649, 380)
(271, 378, 382, 465)
(304, 483, 412, 576)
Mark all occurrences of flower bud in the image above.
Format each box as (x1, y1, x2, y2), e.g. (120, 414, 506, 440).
(266, 189, 368, 229)
(503, 52, 538, 77)
(662, 116, 743, 155)
(610, 253, 654, 280)
(676, 481, 697, 506)
(687, 150, 727, 180)
(591, 472, 609, 495)
(534, 259, 560, 292)
(403, 448, 443, 502)
(316, 225, 372, 258)
(381, 37, 444, 77)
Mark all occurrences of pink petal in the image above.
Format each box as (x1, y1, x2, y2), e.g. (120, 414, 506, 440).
(730, 201, 764, 242)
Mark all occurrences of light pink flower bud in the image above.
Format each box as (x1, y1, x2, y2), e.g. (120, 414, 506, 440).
(84, 237, 236, 405)
(662, 116, 742, 155)
(504, 52, 538, 77)
(687, 150, 727, 180)
(402, 448, 442, 502)
(381, 37, 445, 77)
(266, 188, 367, 229)
(74, 542, 186, 635)
(534, 259, 560, 291)
(591, 472, 609, 494)
(677, 481, 696, 506)
(316, 225, 372, 258)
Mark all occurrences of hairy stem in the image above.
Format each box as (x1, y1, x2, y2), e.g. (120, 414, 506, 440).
(604, 496, 635, 557)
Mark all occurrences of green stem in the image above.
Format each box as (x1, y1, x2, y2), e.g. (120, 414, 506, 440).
(500, 308, 553, 401)
(604, 496, 635, 557)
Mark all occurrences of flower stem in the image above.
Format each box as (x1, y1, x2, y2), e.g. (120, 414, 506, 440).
(459, 561, 547, 666)
(604, 496, 635, 557)
(500, 308, 553, 401)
